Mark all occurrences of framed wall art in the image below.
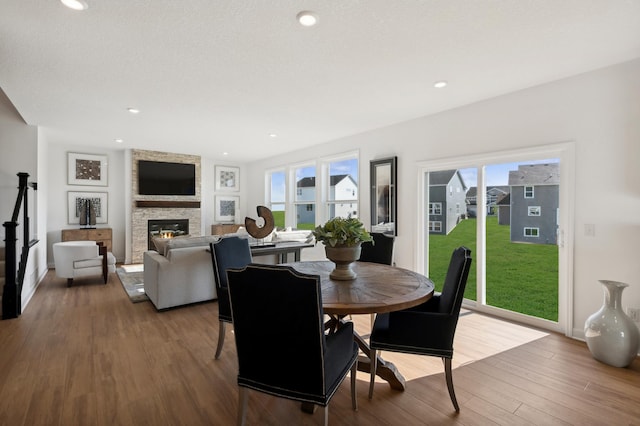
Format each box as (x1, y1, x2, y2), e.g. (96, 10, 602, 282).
(215, 195, 239, 223)
(68, 152, 108, 186)
(68, 191, 108, 225)
(215, 165, 240, 192)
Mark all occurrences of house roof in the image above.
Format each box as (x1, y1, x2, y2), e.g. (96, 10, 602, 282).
(466, 185, 509, 198)
(508, 163, 560, 186)
(429, 170, 459, 186)
(297, 174, 354, 187)
(1, 2, 638, 161)
(496, 193, 511, 206)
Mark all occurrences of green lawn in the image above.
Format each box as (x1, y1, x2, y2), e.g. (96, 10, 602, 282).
(429, 217, 558, 321)
(271, 210, 314, 230)
(272, 211, 285, 228)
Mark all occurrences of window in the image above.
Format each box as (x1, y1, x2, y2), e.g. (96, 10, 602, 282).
(429, 221, 442, 232)
(266, 151, 359, 231)
(294, 165, 316, 230)
(429, 202, 442, 215)
(524, 227, 539, 237)
(525, 186, 534, 198)
(528, 206, 541, 216)
(327, 157, 358, 220)
(268, 170, 286, 228)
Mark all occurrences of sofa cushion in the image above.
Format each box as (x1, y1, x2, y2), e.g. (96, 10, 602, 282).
(164, 235, 221, 255)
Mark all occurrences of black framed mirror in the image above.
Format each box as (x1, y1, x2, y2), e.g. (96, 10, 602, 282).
(370, 156, 397, 236)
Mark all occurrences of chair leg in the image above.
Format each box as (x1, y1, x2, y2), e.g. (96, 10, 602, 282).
(237, 387, 248, 426)
(350, 359, 358, 411)
(322, 405, 329, 426)
(444, 357, 460, 412)
(215, 321, 226, 359)
(368, 348, 377, 399)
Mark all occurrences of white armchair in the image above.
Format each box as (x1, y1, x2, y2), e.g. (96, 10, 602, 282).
(53, 241, 116, 287)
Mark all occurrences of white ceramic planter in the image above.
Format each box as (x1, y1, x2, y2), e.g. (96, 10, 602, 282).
(584, 280, 640, 367)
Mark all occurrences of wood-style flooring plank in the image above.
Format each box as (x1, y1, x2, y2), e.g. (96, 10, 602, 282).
(0, 269, 638, 425)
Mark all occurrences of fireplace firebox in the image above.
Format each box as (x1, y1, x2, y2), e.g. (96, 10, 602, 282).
(148, 219, 189, 250)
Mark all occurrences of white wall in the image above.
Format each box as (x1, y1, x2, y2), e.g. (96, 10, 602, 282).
(0, 87, 47, 313)
(45, 144, 126, 265)
(245, 59, 640, 339)
(45, 144, 247, 264)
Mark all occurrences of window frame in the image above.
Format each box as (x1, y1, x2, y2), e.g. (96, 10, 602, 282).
(524, 186, 535, 198)
(265, 151, 359, 230)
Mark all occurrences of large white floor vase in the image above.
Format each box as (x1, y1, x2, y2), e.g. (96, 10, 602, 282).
(584, 280, 640, 368)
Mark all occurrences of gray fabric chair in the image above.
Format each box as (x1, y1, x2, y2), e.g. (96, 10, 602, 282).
(368, 246, 472, 412)
(210, 236, 252, 359)
(227, 264, 359, 426)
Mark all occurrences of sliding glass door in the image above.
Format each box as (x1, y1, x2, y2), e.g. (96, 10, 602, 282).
(421, 144, 573, 333)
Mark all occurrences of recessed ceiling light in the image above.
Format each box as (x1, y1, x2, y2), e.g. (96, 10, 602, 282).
(434, 81, 448, 88)
(269, 133, 278, 138)
(115, 138, 124, 144)
(127, 107, 140, 114)
(60, 0, 88, 11)
(296, 11, 318, 27)
(223, 152, 229, 156)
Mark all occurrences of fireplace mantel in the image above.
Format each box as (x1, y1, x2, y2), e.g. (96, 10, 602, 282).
(136, 200, 201, 208)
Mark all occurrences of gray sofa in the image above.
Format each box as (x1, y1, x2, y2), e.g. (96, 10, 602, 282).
(143, 229, 315, 310)
(143, 235, 221, 310)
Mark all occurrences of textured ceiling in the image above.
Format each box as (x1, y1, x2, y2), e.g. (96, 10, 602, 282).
(1, 1, 639, 162)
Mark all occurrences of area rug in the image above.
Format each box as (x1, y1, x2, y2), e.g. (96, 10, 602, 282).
(116, 264, 149, 303)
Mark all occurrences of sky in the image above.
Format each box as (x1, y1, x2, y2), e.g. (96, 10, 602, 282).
(458, 158, 559, 188)
(270, 158, 559, 208)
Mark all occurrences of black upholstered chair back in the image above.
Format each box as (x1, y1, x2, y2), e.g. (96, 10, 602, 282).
(210, 237, 252, 322)
(368, 246, 472, 411)
(358, 232, 395, 265)
(227, 264, 358, 408)
(438, 246, 472, 316)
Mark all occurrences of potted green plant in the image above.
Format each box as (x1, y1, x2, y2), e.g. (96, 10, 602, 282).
(312, 216, 373, 280)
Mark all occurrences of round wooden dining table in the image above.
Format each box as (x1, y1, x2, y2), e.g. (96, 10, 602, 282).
(285, 260, 435, 392)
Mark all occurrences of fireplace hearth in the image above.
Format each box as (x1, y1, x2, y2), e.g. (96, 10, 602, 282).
(148, 219, 189, 250)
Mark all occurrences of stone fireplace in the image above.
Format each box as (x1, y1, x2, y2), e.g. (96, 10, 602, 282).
(147, 219, 189, 250)
(130, 149, 202, 263)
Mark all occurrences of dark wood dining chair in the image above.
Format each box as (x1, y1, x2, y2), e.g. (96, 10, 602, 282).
(227, 264, 359, 426)
(358, 232, 395, 266)
(368, 246, 472, 412)
(209, 236, 252, 359)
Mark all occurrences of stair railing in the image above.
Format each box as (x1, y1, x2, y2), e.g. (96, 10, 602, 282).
(2, 172, 38, 319)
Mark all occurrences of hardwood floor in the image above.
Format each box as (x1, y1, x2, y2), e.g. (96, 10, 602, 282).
(1, 270, 639, 425)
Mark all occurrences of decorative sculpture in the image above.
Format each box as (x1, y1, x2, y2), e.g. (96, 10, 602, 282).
(244, 206, 275, 241)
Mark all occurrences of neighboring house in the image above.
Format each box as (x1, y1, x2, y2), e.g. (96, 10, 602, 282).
(296, 175, 358, 225)
(428, 170, 467, 235)
(495, 193, 511, 225)
(466, 185, 509, 218)
(508, 163, 560, 244)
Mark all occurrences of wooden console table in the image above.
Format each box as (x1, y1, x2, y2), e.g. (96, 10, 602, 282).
(61, 228, 113, 252)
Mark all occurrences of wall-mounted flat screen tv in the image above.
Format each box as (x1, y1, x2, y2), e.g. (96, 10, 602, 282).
(138, 160, 196, 195)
